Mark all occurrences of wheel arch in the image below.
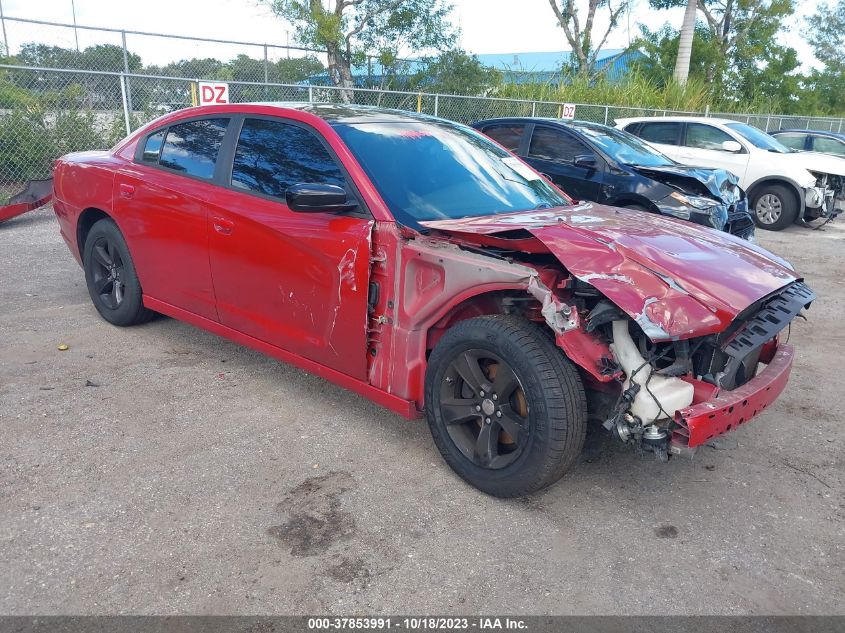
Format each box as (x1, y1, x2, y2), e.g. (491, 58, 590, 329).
(76, 207, 113, 261)
(606, 194, 659, 213)
(746, 176, 805, 218)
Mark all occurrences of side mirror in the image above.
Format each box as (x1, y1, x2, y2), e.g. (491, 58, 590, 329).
(721, 140, 743, 153)
(573, 154, 598, 169)
(285, 183, 358, 213)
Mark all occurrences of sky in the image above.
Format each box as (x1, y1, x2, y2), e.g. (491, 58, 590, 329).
(0, 0, 823, 70)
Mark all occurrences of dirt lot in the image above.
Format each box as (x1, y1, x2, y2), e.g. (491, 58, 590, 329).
(0, 206, 843, 615)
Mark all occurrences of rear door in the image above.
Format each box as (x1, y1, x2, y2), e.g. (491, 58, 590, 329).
(114, 117, 231, 320)
(207, 115, 372, 379)
(523, 125, 604, 201)
(628, 120, 683, 159)
(810, 135, 845, 157)
(677, 122, 751, 182)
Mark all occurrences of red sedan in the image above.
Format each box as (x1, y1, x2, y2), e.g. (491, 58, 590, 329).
(52, 103, 814, 497)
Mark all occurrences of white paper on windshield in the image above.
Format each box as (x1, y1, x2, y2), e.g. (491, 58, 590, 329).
(502, 156, 542, 181)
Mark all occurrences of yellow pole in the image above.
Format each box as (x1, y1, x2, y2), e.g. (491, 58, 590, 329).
(191, 82, 198, 107)
(557, 104, 562, 118)
(417, 93, 422, 113)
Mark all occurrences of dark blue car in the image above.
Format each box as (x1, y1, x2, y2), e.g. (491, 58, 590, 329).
(472, 118, 755, 240)
(770, 129, 845, 157)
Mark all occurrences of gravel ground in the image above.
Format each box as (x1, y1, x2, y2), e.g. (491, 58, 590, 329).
(0, 206, 843, 615)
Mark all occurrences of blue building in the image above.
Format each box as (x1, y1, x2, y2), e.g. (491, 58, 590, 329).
(307, 48, 642, 87)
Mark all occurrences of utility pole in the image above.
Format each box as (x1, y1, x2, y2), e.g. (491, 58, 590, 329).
(71, 0, 80, 52)
(0, 0, 9, 57)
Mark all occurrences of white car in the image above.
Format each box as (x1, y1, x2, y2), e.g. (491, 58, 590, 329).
(616, 116, 844, 230)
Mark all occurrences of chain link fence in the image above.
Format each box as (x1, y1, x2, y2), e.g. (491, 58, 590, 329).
(2, 15, 844, 204)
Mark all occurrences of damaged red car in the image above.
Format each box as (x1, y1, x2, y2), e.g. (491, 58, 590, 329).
(52, 104, 815, 497)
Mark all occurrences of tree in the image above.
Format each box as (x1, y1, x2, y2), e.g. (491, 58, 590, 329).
(673, 0, 697, 84)
(266, 0, 456, 100)
(805, 0, 845, 114)
(634, 23, 721, 87)
(546, 0, 632, 77)
(409, 49, 500, 95)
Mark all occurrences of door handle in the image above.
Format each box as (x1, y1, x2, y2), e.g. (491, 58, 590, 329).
(212, 216, 234, 235)
(119, 183, 135, 199)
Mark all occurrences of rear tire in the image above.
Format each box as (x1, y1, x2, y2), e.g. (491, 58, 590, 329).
(750, 184, 798, 231)
(424, 315, 587, 497)
(83, 218, 153, 326)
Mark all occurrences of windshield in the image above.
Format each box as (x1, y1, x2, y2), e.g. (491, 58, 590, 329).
(333, 120, 571, 229)
(726, 122, 790, 153)
(573, 123, 674, 167)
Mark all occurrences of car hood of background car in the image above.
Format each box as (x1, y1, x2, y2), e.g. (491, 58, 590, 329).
(627, 164, 742, 202)
(421, 204, 800, 340)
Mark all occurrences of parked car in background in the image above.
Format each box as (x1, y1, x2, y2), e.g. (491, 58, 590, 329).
(473, 118, 755, 240)
(52, 104, 814, 497)
(616, 116, 844, 230)
(770, 129, 845, 157)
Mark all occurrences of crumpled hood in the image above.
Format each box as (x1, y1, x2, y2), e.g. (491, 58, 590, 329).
(629, 164, 741, 203)
(421, 204, 799, 340)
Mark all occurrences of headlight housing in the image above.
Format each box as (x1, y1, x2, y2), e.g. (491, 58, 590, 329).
(669, 191, 719, 210)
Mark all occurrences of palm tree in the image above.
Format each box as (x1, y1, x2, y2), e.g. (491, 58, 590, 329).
(673, 0, 698, 84)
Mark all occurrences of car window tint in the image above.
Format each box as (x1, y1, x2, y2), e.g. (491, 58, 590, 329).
(636, 122, 680, 145)
(774, 133, 807, 150)
(483, 124, 525, 152)
(159, 118, 229, 179)
(528, 127, 590, 161)
(684, 123, 734, 150)
(142, 129, 166, 163)
(231, 118, 345, 198)
(813, 136, 845, 156)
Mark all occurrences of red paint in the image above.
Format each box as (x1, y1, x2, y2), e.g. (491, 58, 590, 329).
(51, 104, 804, 449)
(673, 345, 794, 448)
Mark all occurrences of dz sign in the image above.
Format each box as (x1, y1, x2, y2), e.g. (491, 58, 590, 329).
(198, 81, 230, 105)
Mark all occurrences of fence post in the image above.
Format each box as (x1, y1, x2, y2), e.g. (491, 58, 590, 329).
(263, 44, 269, 84)
(531, 101, 536, 117)
(119, 74, 131, 135)
(434, 94, 439, 117)
(765, 114, 771, 131)
(705, 104, 710, 117)
(0, 0, 8, 56)
(604, 105, 609, 125)
(308, 84, 313, 103)
(839, 119, 842, 134)
(120, 30, 134, 113)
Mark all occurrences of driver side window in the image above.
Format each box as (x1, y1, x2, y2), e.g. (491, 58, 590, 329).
(231, 118, 346, 200)
(684, 123, 736, 151)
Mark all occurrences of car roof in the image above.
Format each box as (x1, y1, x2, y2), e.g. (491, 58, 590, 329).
(473, 117, 614, 131)
(247, 102, 442, 124)
(615, 116, 738, 125)
(773, 128, 845, 140)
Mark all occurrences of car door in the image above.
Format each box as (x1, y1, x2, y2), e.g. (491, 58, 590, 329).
(114, 117, 231, 321)
(629, 121, 683, 159)
(523, 125, 603, 201)
(206, 115, 373, 380)
(677, 122, 751, 181)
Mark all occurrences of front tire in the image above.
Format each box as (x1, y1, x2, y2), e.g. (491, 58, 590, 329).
(424, 315, 587, 497)
(83, 218, 152, 326)
(751, 184, 798, 231)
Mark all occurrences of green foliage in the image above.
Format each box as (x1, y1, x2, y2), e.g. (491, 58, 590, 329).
(268, 0, 456, 87)
(409, 49, 501, 95)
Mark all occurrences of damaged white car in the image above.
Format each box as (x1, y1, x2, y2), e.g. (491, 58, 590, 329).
(616, 116, 844, 231)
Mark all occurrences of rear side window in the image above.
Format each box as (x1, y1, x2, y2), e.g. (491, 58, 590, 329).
(636, 121, 681, 145)
(812, 136, 845, 156)
(159, 118, 229, 179)
(684, 123, 734, 150)
(528, 127, 590, 162)
(142, 129, 166, 163)
(482, 124, 525, 153)
(231, 118, 345, 199)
